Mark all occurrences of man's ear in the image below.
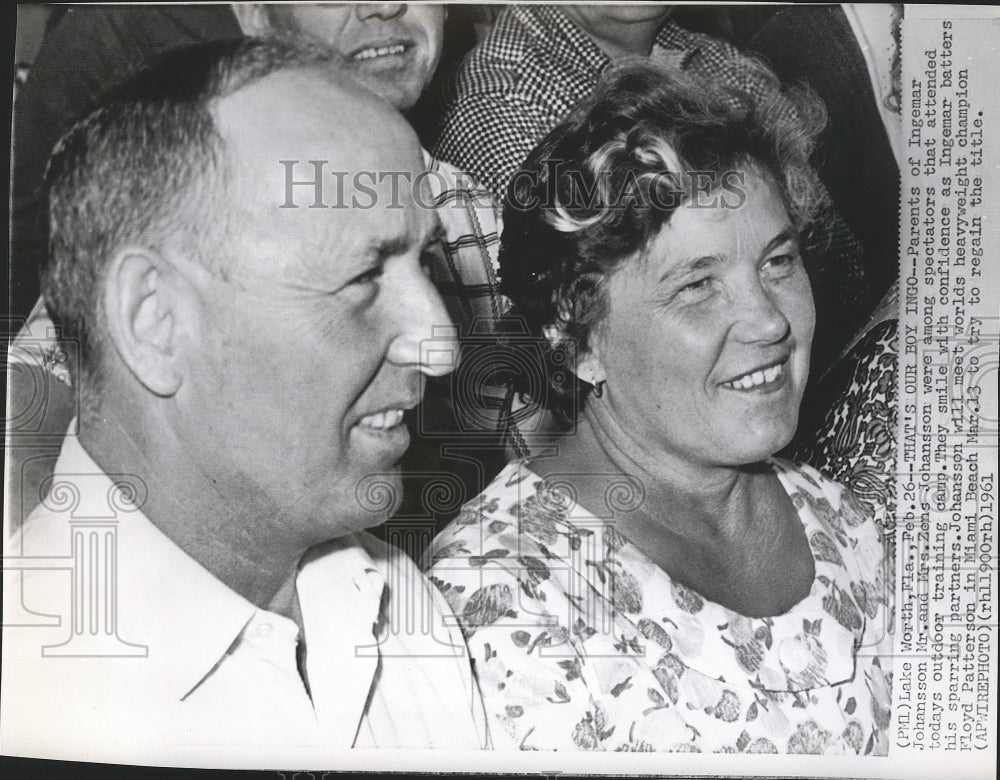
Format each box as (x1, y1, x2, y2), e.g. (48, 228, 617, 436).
(230, 4, 272, 36)
(103, 247, 183, 397)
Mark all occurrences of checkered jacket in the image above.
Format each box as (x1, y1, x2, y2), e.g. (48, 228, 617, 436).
(432, 5, 780, 201)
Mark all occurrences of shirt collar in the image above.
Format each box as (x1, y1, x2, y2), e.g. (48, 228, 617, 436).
(48, 433, 392, 707)
(50, 432, 265, 698)
(525, 7, 701, 75)
(294, 533, 387, 740)
(654, 17, 703, 67)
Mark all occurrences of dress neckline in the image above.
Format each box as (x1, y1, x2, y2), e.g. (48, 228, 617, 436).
(505, 457, 869, 691)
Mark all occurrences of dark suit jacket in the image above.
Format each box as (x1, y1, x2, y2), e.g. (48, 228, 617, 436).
(748, 5, 900, 307)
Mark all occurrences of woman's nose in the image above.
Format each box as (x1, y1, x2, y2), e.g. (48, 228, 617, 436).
(355, 4, 407, 22)
(736, 283, 791, 344)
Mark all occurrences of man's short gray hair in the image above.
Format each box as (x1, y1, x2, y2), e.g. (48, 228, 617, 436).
(42, 37, 343, 410)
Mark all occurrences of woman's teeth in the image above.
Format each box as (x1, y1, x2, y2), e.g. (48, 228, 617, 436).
(723, 363, 783, 390)
(358, 409, 405, 430)
(353, 44, 406, 61)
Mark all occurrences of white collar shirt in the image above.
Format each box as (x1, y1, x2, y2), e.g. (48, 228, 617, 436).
(1, 433, 487, 766)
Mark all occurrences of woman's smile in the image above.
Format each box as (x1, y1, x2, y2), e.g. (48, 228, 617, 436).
(719, 357, 788, 391)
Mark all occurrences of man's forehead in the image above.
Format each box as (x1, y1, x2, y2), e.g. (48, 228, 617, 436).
(220, 190, 441, 289)
(212, 68, 419, 164)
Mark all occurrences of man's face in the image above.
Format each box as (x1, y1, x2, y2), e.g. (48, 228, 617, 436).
(265, 4, 445, 109)
(172, 70, 456, 547)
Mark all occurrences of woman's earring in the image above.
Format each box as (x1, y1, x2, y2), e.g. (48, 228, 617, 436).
(593, 380, 605, 399)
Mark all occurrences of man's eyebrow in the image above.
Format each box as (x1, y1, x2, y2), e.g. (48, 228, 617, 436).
(371, 222, 446, 260)
(422, 221, 447, 251)
(372, 235, 410, 261)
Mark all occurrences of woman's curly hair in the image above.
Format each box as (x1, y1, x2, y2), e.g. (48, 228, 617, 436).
(498, 57, 830, 429)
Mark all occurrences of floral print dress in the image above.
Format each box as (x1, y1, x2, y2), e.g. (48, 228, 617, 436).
(426, 458, 893, 753)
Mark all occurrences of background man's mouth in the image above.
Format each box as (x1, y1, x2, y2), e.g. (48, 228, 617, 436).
(351, 42, 412, 62)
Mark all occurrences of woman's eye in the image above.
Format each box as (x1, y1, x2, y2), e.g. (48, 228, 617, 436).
(678, 277, 712, 295)
(762, 253, 799, 277)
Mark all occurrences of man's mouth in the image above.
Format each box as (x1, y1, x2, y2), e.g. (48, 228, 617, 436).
(720, 359, 787, 391)
(356, 408, 407, 430)
(351, 42, 410, 62)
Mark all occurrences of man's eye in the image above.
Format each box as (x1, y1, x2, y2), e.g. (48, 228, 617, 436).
(420, 247, 443, 278)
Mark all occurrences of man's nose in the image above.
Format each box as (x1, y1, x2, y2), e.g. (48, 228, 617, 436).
(386, 272, 459, 377)
(355, 4, 407, 22)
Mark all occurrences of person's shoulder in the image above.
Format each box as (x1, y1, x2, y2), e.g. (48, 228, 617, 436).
(428, 460, 544, 548)
(656, 19, 738, 59)
(427, 462, 544, 557)
(772, 457, 887, 537)
(13, 486, 76, 559)
(748, 5, 846, 51)
(450, 36, 524, 100)
(3, 500, 73, 645)
(350, 529, 422, 575)
(425, 459, 591, 581)
(33, 4, 241, 72)
(472, 4, 546, 63)
(773, 456, 850, 500)
(2, 501, 158, 761)
(448, 6, 566, 106)
(426, 461, 567, 634)
(773, 459, 890, 598)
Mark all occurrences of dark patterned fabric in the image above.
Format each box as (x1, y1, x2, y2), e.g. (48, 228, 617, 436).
(794, 320, 898, 524)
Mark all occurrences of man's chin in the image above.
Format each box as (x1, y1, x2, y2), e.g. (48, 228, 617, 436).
(348, 466, 404, 520)
(351, 70, 425, 111)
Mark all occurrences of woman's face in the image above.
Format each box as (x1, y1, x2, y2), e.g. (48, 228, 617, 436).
(586, 172, 815, 469)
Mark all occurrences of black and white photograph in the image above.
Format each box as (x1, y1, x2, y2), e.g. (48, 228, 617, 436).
(2, 3, 997, 778)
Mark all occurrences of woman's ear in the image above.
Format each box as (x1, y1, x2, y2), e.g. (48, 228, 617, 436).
(544, 321, 606, 387)
(102, 246, 183, 397)
(574, 351, 607, 388)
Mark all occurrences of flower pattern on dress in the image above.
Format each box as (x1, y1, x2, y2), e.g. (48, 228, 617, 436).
(426, 458, 893, 753)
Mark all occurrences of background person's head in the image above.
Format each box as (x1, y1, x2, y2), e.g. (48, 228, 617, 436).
(43, 38, 456, 552)
(500, 60, 827, 467)
(238, 3, 445, 109)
